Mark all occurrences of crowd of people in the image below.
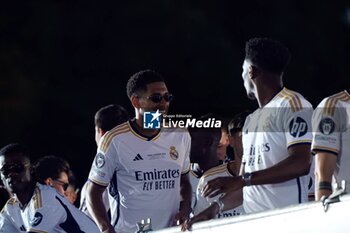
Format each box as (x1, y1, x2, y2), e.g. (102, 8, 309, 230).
(0, 37, 349, 232)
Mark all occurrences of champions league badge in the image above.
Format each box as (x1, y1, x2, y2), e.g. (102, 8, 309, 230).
(169, 146, 179, 160)
(319, 117, 335, 135)
(95, 153, 105, 168)
(30, 212, 43, 227)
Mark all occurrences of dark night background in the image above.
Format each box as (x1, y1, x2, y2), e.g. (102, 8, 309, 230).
(1, 1, 349, 188)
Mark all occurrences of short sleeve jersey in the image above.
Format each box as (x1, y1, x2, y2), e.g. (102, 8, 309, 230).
(311, 90, 350, 192)
(242, 88, 313, 213)
(194, 163, 245, 218)
(88, 121, 191, 232)
(0, 183, 99, 233)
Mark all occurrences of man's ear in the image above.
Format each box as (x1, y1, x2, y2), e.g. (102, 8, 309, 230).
(130, 95, 141, 108)
(44, 177, 53, 186)
(248, 65, 260, 80)
(97, 127, 105, 137)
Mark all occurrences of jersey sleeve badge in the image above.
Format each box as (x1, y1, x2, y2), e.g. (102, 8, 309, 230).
(319, 117, 335, 135)
(95, 153, 106, 168)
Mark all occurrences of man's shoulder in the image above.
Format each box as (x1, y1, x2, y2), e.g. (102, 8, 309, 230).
(160, 128, 191, 147)
(276, 88, 312, 110)
(1, 196, 19, 214)
(201, 164, 228, 180)
(317, 90, 350, 109)
(99, 121, 131, 153)
(34, 183, 66, 205)
(5, 196, 18, 206)
(313, 91, 350, 121)
(162, 127, 190, 137)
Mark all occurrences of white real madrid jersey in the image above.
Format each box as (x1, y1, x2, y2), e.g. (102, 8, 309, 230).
(311, 90, 350, 192)
(242, 88, 313, 213)
(0, 183, 99, 233)
(88, 121, 191, 233)
(194, 163, 245, 218)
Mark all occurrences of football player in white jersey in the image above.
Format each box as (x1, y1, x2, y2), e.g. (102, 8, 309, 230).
(0, 143, 99, 233)
(189, 115, 244, 216)
(312, 90, 350, 200)
(182, 112, 249, 231)
(79, 104, 129, 222)
(86, 70, 192, 233)
(202, 38, 313, 214)
(188, 115, 229, 214)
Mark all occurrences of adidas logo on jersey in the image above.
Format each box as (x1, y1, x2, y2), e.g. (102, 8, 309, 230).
(133, 154, 144, 161)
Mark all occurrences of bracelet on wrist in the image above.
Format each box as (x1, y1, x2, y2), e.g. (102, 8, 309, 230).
(211, 198, 224, 214)
(242, 172, 252, 186)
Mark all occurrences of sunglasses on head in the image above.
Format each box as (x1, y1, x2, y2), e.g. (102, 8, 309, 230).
(0, 163, 29, 177)
(52, 179, 69, 191)
(143, 93, 174, 103)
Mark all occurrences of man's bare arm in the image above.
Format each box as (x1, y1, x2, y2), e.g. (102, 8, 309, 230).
(203, 144, 311, 198)
(182, 188, 243, 231)
(86, 181, 115, 233)
(174, 173, 192, 225)
(314, 151, 337, 200)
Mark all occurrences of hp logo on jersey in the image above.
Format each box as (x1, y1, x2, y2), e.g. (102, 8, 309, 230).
(289, 117, 308, 137)
(143, 110, 162, 129)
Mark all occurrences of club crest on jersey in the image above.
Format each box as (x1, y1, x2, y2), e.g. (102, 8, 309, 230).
(95, 153, 105, 168)
(289, 117, 308, 137)
(262, 115, 273, 131)
(319, 117, 335, 135)
(30, 212, 43, 227)
(169, 146, 179, 160)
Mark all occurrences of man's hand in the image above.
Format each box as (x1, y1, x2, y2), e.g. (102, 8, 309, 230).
(86, 182, 115, 233)
(181, 203, 218, 231)
(174, 173, 192, 225)
(172, 207, 191, 226)
(202, 176, 244, 198)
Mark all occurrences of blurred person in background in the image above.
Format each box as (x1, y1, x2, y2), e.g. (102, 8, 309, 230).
(0, 143, 99, 232)
(80, 104, 129, 221)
